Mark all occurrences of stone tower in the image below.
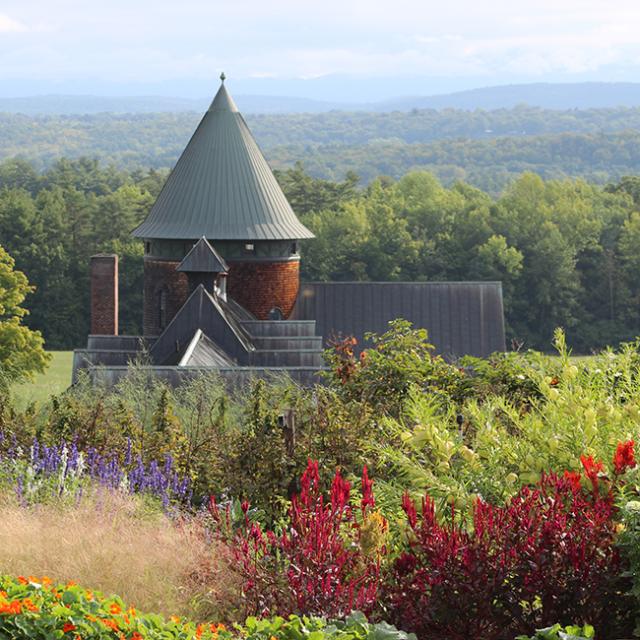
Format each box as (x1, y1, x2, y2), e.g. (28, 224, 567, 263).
(132, 75, 314, 335)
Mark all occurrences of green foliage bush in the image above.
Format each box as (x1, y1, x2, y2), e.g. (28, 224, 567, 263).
(369, 328, 640, 513)
(516, 624, 595, 640)
(0, 575, 414, 640)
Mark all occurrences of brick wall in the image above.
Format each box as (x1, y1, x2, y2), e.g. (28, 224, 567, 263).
(90, 254, 118, 335)
(143, 259, 190, 336)
(227, 259, 300, 319)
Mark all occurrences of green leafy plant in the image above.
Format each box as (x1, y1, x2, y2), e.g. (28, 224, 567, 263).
(516, 623, 595, 640)
(0, 575, 414, 640)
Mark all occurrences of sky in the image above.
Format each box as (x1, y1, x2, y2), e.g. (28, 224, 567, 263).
(1, 0, 640, 101)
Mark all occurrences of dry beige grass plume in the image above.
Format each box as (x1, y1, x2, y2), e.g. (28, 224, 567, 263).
(0, 490, 240, 620)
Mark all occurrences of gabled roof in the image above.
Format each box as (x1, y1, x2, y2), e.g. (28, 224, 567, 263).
(132, 77, 314, 241)
(177, 329, 235, 367)
(177, 236, 228, 273)
(149, 284, 254, 365)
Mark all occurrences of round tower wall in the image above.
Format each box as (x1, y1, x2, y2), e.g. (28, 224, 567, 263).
(226, 258, 300, 319)
(143, 257, 190, 336)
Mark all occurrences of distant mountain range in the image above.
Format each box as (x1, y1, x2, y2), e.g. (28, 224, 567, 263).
(4, 82, 640, 115)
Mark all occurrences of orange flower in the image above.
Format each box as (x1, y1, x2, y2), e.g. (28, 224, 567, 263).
(170, 615, 181, 624)
(62, 622, 77, 633)
(131, 634, 143, 640)
(86, 614, 98, 623)
(196, 623, 205, 639)
(110, 603, 122, 615)
(0, 600, 22, 615)
(41, 576, 52, 586)
(101, 618, 120, 631)
(128, 606, 137, 617)
(85, 590, 94, 601)
(17, 576, 28, 585)
(66, 581, 77, 588)
(22, 598, 39, 612)
(217, 624, 227, 632)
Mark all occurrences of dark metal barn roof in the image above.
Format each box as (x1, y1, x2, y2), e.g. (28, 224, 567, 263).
(293, 281, 506, 359)
(132, 77, 314, 241)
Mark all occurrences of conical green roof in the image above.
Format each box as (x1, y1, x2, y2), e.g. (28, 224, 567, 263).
(133, 78, 314, 241)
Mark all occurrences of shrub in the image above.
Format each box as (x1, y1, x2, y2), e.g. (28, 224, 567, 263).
(243, 612, 415, 640)
(0, 574, 234, 639)
(384, 470, 633, 640)
(515, 624, 595, 640)
(374, 334, 640, 509)
(0, 576, 414, 640)
(211, 461, 386, 619)
(324, 320, 466, 417)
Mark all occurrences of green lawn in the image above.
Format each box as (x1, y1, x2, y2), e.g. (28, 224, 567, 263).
(13, 351, 74, 409)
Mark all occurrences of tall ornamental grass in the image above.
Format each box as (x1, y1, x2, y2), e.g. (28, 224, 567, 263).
(0, 489, 239, 620)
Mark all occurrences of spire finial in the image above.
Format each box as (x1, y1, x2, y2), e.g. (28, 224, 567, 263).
(220, 71, 226, 83)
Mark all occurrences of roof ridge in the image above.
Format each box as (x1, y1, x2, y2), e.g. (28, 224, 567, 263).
(177, 236, 229, 273)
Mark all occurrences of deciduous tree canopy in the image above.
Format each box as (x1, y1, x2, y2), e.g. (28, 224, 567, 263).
(0, 245, 50, 386)
(1, 157, 640, 353)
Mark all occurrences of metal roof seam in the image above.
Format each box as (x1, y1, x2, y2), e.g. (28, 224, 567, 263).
(133, 80, 313, 241)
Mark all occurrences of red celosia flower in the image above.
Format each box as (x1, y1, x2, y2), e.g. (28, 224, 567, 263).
(401, 492, 418, 528)
(563, 470, 582, 491)
(211, 461, 381, 619)
(580, 454, 605, 489)
(62, 622, 76, 633)
(386, 472, 629, 639)
(614, 440, 636, 474)
(330, 469, 351, 511)
(361, 465, 375, 513)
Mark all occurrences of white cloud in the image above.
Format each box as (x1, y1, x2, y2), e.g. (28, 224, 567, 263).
(0, 13, 27, 32)
(2, 0, 640, 91)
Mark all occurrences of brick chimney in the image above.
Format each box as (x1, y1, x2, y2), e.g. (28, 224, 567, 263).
(90, 254, 118, 335)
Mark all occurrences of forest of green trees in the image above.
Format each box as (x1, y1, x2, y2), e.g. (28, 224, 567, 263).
(4, 106, 640, 191)
(2, 156, 640, 353)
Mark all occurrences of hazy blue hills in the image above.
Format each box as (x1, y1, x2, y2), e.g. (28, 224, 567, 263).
(0, 94, 346, 115)
(377, 82, 640, 111)
(4, 82, 640, 114)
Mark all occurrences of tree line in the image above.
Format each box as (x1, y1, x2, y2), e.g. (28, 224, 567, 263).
(2, 157, 640, 353)
(5, 107, 640, 192)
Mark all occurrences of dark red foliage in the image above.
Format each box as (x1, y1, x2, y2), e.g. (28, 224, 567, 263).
(614, 439, 636, 475)
(384, 473, 633, 640)
(211, 460, 382, 619)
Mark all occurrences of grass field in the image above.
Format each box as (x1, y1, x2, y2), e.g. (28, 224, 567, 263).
(13, 351, 73, 408)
